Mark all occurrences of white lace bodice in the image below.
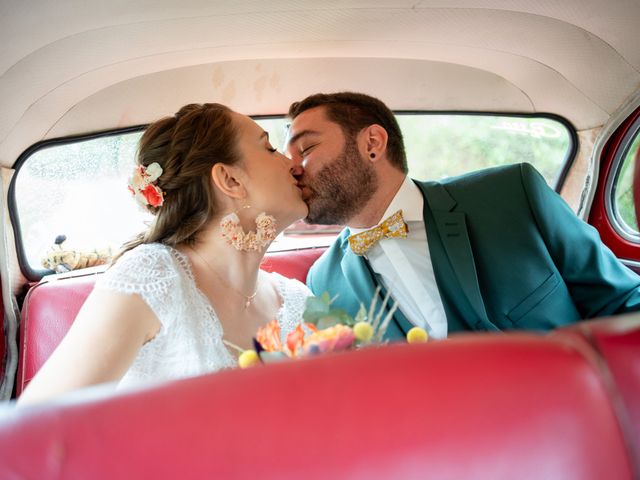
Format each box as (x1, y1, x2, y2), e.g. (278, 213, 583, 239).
(94, 243, 312, 389)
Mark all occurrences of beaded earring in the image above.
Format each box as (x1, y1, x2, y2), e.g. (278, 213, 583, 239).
(220, 205, 277, 252)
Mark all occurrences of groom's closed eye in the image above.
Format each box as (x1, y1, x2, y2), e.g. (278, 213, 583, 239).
(287, 129, 321, 153)
(300, 144, 318, 157)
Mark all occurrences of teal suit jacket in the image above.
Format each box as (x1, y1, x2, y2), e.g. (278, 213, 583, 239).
(307, 163, 640, 339)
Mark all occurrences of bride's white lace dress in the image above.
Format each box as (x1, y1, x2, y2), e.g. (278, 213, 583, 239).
(94, 243, 311, 388)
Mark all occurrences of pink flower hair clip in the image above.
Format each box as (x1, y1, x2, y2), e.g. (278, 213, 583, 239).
(127, 162, 165, 208)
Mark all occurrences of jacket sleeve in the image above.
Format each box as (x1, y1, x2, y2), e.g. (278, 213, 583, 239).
(306, 261, 320, 296)
(520, 162, 640, 317)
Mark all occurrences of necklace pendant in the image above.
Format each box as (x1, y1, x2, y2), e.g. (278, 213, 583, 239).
(244, 299, 251, 309)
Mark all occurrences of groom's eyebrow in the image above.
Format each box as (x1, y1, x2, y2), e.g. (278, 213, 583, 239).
(287, 129, 320, 148)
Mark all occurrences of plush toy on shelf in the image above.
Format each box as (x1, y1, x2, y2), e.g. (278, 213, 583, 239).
(41, 235, 113, 274)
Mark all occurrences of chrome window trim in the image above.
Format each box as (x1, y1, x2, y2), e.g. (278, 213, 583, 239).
(622, 258, 640, 270)
(580, 91, 640, 220)
(604, 114, 640, 243)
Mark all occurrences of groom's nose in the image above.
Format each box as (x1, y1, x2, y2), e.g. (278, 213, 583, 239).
(286, 146, 305, 175)
(290, 162, 304, 178)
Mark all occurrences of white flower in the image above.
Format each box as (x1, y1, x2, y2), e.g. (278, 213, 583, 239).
(145, 162, 163, 182)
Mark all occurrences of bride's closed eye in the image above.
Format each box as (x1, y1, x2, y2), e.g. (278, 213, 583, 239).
(260, 130, 277, 153)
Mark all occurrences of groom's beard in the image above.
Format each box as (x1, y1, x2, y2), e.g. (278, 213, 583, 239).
(303, 138, 377, 225)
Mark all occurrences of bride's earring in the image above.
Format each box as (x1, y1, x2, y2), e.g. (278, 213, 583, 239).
(220, 205, 277, 252)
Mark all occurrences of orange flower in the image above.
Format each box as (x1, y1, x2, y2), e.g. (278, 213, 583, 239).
(256, 319, 283, 352)
(141, 184, 164, 207)
(286, 324, 305, 357)
(285, 323, 318, 357)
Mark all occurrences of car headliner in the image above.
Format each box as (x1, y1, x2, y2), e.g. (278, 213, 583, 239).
(1, 0, 640, 168)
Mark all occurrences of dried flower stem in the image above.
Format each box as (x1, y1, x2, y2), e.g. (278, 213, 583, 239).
(371, 289, 392, 332)
(368, 286, 381, 325)
(375, 301, 400, 342)
(223, 339, 245, 354)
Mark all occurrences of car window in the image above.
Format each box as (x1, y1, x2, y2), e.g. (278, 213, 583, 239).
(11, 114, 573, 278)
(397, 114, 571, 184)
(610, 121, 640, 240)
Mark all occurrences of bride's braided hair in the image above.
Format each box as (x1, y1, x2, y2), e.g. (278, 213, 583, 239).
(116, 103, 240, 261)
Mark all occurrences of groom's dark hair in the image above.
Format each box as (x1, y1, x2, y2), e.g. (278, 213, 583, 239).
(288, 92, 408, 173)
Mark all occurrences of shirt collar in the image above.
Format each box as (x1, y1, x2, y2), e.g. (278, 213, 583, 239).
(349, 177, 423, 234)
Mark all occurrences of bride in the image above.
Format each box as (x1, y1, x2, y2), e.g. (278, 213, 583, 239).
(19, 103, 310, 404)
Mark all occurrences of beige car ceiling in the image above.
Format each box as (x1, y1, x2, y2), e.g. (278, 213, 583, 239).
(1, 0, 640, 167)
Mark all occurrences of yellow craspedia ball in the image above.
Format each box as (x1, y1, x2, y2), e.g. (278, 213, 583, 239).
(238, 350, 260, 368)
(406, 327, 429, 344)
(353, 321, 374, 342)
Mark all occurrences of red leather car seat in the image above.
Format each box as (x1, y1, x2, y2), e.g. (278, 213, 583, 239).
(555, 315, 640, 466)
(1, 333, 635, 479)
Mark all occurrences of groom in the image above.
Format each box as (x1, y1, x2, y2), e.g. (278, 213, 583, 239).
(286, 92, 640, 339)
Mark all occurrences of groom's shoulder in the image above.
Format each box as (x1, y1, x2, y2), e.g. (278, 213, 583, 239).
(437, 162, 529, 187)
(308, 229, 350, 275)
(316, 228, 350, 263)
(415, 163, 539, 196)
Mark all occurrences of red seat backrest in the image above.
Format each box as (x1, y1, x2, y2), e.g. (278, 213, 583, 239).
(554, 315, 640, 464)
(1, 333, 636, 479)
(16, 247, 326, 396)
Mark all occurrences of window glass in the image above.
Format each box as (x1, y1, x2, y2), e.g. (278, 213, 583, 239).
(398, 115, 570, 184)
(14, 131, 146, 276)
(12, 114, 572, 277)
(612, 128, 640, 237)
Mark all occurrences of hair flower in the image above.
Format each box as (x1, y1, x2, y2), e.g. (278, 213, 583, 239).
(127, 162, 165, 208)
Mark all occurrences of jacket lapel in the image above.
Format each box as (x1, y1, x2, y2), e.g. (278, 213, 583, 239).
(418, 181, 491, 327)
(340, 246, 378, 308)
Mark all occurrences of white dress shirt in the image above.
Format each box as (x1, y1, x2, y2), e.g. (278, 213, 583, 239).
(349, 177, 448, 339)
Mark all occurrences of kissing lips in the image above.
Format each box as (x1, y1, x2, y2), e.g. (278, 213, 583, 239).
(296, 182, 311, 201)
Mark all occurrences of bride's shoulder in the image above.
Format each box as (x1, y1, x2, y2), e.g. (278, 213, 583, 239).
(266, 271, 312, 298)
(113, 243, 173, 266)
(96, 243, 183, 305)
(104, 243, 180, 281)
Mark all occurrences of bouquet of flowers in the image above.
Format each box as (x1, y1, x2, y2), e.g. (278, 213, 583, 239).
(226, 288, 429, 368)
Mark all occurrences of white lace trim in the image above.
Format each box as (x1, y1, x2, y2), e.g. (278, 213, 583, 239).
(94, 243, 311, 388)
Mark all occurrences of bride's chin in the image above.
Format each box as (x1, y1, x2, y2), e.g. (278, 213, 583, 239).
(287, 201, 308, 221)
(299, 203, 309, 219)
(280, 210, 307, 229)
(274, 199, 308, 225)
(296, 207, 309, 223)
(298, 197, 309, 216)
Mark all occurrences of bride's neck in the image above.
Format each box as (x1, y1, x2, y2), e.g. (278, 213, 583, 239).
(182, 226, 266, 289)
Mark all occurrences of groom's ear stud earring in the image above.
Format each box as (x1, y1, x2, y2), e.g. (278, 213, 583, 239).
(370, 153, 376, 159)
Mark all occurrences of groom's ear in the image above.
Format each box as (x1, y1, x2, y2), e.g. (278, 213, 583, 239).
(360, 124, 388, 163)
(210, 163, 246, 200)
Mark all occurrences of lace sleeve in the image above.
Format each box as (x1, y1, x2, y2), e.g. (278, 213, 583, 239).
(94, 244, 180, 328)
(274, 273, 313, 335)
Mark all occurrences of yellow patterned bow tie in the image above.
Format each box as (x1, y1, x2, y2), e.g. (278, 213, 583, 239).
(348, 210, 409, 255)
